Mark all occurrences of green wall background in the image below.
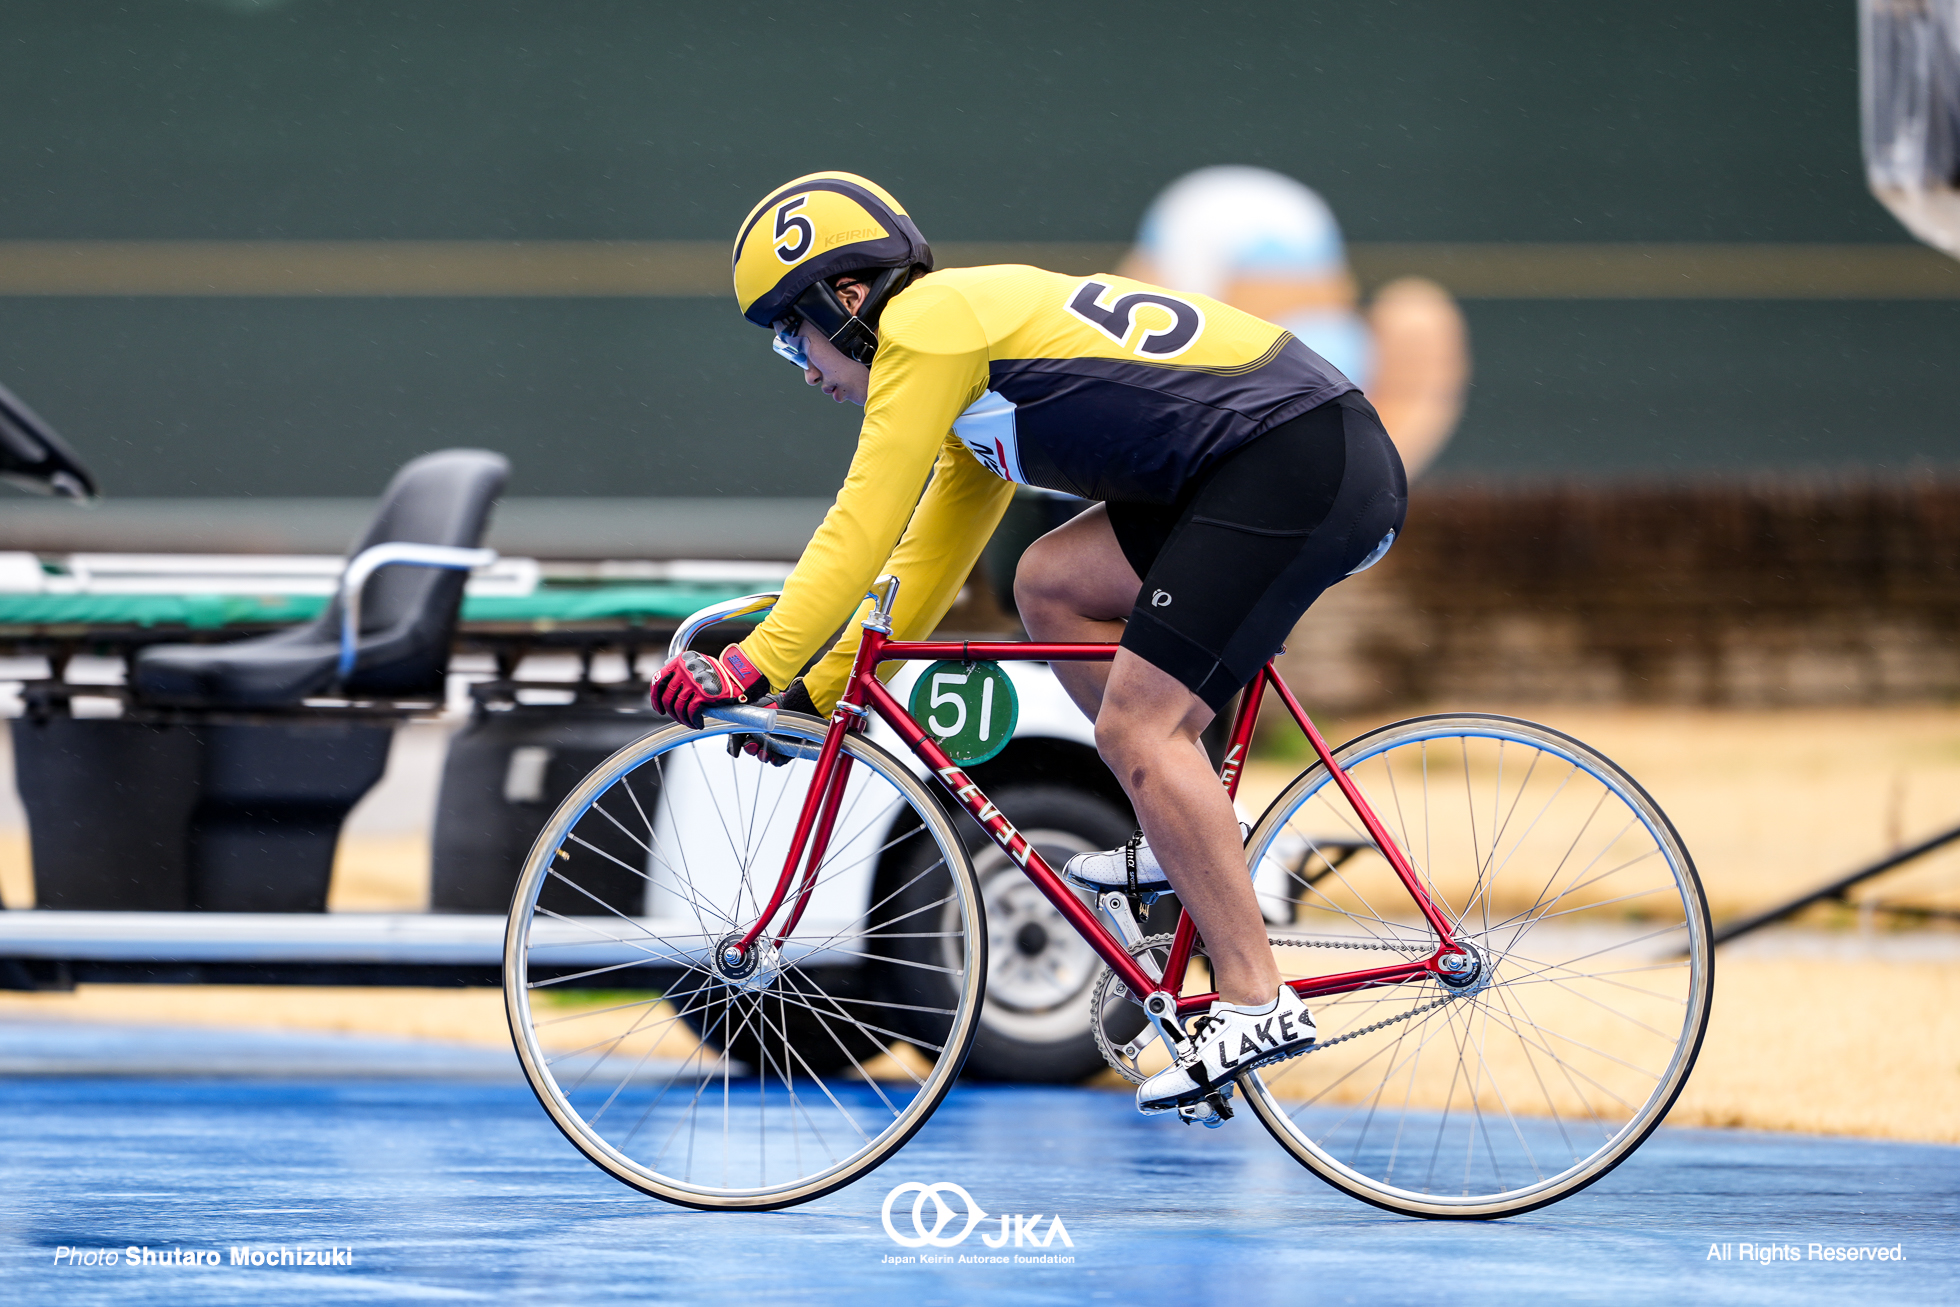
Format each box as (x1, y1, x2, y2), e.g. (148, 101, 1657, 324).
(1, 0, 1955, 501)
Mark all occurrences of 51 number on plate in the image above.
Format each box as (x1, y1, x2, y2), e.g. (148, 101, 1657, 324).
(907, 660, 1019, 765)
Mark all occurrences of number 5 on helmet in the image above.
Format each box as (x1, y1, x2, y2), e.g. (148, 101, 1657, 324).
(731, 171, 934, 366)
(649, 644, 768, 729)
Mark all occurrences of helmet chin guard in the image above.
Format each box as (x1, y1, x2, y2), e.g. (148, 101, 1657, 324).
(787, 265, 914, 366)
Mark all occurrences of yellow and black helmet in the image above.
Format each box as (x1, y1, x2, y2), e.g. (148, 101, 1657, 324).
(732, 171, 932, 364)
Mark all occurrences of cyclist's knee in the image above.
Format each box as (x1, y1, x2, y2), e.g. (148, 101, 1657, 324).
(1012, 532, 1066, 622)
(1093, 710, 1147, 787)
(1095, 700, 1201, 793)
(1014, 510, 1136, 633)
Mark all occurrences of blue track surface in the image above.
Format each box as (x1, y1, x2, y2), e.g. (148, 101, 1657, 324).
(2, 1023, 1953, 1306)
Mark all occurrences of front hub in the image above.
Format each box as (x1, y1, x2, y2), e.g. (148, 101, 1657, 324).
(713, 933, 783, 994)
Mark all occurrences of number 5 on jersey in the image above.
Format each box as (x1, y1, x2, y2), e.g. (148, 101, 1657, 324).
(1065, 280, 1206, 359)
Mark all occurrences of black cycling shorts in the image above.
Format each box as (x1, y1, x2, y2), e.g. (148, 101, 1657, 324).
(1107, 390, 1407, 711)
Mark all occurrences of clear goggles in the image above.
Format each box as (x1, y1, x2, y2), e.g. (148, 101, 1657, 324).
(771, 325, 811, 371)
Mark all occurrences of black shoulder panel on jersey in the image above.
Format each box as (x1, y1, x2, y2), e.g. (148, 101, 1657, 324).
(988, 336, 1354, 504)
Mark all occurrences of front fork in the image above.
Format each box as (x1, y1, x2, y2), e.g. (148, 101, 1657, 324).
(723, 579, 896, 968)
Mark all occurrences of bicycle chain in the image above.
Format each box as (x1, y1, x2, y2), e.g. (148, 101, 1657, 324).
(1269, 934, 1432, 954)
(1091, 932, 1462, 1083)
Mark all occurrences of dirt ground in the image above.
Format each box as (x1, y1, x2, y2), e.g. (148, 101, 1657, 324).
(1, 704, 1955, 1143)
(1238, 702, 1960, 923)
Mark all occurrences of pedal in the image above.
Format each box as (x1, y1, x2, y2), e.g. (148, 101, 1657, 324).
(1176, 1092, 1234, 1129)
(1140, 989, 1186, 1060)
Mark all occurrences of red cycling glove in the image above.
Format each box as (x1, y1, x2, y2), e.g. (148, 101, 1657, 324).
(650, 644, 768, 729)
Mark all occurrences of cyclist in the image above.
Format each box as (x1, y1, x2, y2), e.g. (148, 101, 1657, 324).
(652, 172, 1407, 1116)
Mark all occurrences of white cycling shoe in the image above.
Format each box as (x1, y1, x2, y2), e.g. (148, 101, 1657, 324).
(1061, 832, 1171, 894)
(1136, 985, 1317, 1114)
(1061, 824, 1253, 897)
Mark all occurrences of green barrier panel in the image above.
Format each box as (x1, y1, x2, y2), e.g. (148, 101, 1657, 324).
(0, 583, 765, 630)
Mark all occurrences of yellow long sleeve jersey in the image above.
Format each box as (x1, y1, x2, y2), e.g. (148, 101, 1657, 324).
(739, 264, 1354, 710)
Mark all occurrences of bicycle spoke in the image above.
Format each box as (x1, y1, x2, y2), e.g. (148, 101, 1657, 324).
(1381, 755, 1454, 924)
(508, 718, 983, 1207)
(1239, 715, 1709, 1215)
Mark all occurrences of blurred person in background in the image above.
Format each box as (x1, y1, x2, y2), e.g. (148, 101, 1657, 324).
(1119, 165, 1468, 479)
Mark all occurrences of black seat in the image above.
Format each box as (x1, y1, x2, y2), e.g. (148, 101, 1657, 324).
(133, 449, 508, 708)
(0, 379, 98, 502)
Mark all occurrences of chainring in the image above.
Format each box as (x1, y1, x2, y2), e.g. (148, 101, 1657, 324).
(1090, 933, 1192, 1084)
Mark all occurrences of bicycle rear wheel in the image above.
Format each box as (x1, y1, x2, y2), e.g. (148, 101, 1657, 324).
(1239, 714, 1712, 1219)
(503, 714, 984, 1210)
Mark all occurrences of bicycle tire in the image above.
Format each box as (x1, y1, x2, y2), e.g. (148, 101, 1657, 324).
(1237, 713, 1713, 1219)
(503, 713, 985, 1211)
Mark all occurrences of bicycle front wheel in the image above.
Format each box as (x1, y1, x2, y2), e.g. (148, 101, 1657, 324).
(503, 713, 984, 1210)
(1240, 714, 1713, 1219)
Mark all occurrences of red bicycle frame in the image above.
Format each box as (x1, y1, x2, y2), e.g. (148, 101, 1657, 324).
(730, 619, 1464, 1019)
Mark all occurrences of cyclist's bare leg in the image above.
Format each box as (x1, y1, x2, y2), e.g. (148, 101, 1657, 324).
(1094, 652, 1282, 1006)
(1013, 504, 1132, 719)
(1017, 503, 1281, 1005)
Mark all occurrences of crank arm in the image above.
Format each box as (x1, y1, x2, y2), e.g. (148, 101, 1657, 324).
(1096, 891, 1147, 951)
(1141, 989, 1189, 1055)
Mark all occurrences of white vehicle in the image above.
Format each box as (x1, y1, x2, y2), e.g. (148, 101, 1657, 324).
(577, 595, 1143, 1084)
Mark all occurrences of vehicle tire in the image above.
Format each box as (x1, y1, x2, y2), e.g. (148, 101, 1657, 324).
(880, 786, 1132, 1083)
(504, 713, 984, 1211)
(1236, 714, 1714, 1219)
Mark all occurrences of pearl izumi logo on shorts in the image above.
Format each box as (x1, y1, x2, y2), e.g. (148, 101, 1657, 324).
(1151, 589, 1172, 607)
(879, 1182, 1074, 1260)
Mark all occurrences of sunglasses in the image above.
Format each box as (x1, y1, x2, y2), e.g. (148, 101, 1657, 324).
(771, 324, 811, 370)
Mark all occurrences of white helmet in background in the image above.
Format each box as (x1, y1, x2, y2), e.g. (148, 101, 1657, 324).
(1132, 166, 1371, 386)
(1134, 165, 1349, 294)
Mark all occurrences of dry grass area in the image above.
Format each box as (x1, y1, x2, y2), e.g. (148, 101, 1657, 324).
(1243, 703, 1960, 922)
(0, 705, 1955, 1142)
(326, 834, 430, 912)
(1669, 956, 1960, 1140)
(0, 833, 430, 913)
(0, 984, 514, 1045)
(0, 828, 25, 910)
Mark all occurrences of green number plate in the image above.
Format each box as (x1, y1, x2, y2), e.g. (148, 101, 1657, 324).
(907, 660, 1019, 765)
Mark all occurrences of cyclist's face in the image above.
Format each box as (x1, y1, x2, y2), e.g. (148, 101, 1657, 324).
(795, 326, 869, 406)
(779, 280, 871, 407)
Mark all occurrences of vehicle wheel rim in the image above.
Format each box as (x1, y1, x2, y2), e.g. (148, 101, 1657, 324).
(964, 832, 1103, 1043)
